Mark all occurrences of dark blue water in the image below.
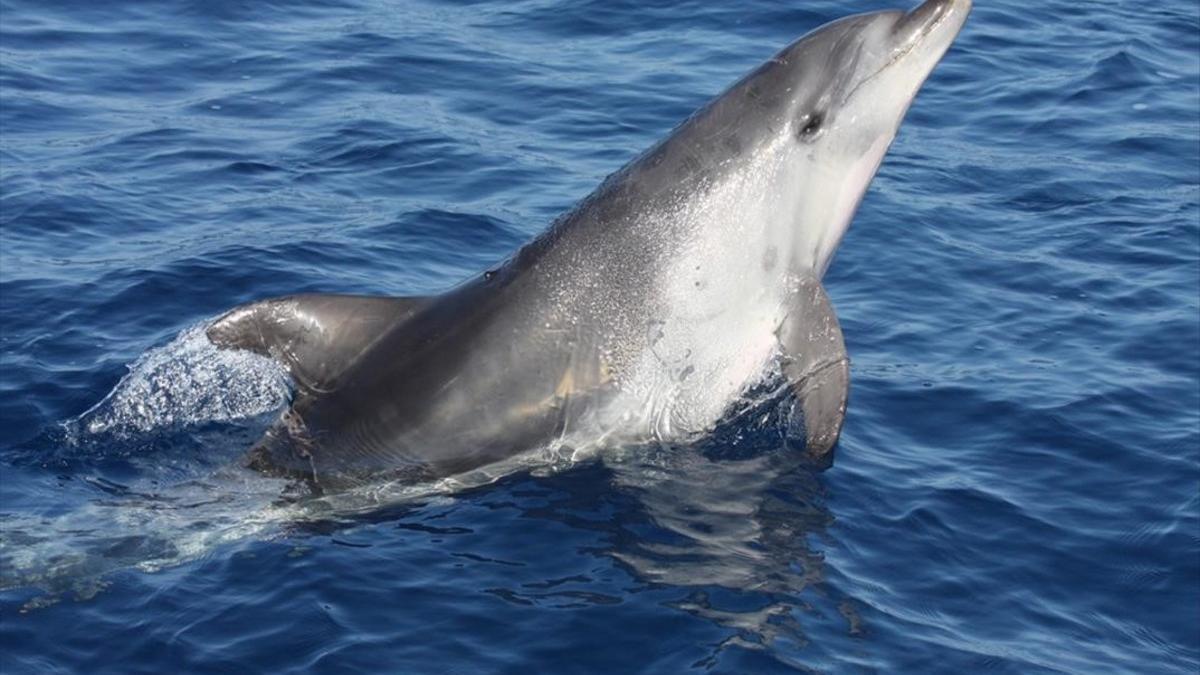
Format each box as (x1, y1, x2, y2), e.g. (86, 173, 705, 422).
(2, 0, 1197, 672)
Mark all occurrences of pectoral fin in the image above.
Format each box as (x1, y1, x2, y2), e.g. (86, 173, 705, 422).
(206, 293, 429, 394)
(778, 277, 850, 461)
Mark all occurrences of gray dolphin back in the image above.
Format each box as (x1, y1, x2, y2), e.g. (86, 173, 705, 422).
(207, 294, 428, 394)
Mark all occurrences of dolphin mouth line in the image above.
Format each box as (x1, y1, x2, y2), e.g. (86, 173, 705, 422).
(842, 0, 961, 107)
(888, 0, 957, 67)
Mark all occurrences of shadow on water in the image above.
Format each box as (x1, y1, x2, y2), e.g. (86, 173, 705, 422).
(286, 453, 843, 663)
(306, 410, 845, 659)
(605, 446, 839, 657)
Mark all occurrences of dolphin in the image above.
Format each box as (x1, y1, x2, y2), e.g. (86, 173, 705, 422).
(206, 0, 970, 492)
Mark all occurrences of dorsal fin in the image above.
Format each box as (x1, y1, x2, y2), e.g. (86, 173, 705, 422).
(206, 293, 429, 394)
(778, 276, 850, 462)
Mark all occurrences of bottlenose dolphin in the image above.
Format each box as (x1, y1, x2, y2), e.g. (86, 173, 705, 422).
(207, 0, 970, 492)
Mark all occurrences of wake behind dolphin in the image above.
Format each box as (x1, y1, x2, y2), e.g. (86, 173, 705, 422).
(205, 0, 972, 493)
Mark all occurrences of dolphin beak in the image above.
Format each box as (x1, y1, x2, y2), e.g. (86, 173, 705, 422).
(893, 0, 972, 48)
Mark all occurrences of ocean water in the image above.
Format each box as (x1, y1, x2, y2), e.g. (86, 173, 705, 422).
(1, 0, 1197, 672)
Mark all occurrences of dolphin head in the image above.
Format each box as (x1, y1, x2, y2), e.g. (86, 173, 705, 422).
(642, 0, 971, 280)
(758, 0, 971, 276)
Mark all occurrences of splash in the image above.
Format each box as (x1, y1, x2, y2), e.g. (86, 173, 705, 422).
(1, 323, 299, 598)
(75, 324, 291, 437)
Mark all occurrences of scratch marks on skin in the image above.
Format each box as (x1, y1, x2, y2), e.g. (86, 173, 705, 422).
(762, 246, 778, 272)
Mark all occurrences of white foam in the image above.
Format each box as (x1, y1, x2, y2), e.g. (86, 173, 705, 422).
(76, 324, 291, 436)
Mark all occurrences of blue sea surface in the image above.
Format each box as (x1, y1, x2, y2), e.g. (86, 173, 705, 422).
(1, 0, 1198, 672)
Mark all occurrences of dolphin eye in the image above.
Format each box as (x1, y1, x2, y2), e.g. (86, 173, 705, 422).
(797, 111, 825, 141)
